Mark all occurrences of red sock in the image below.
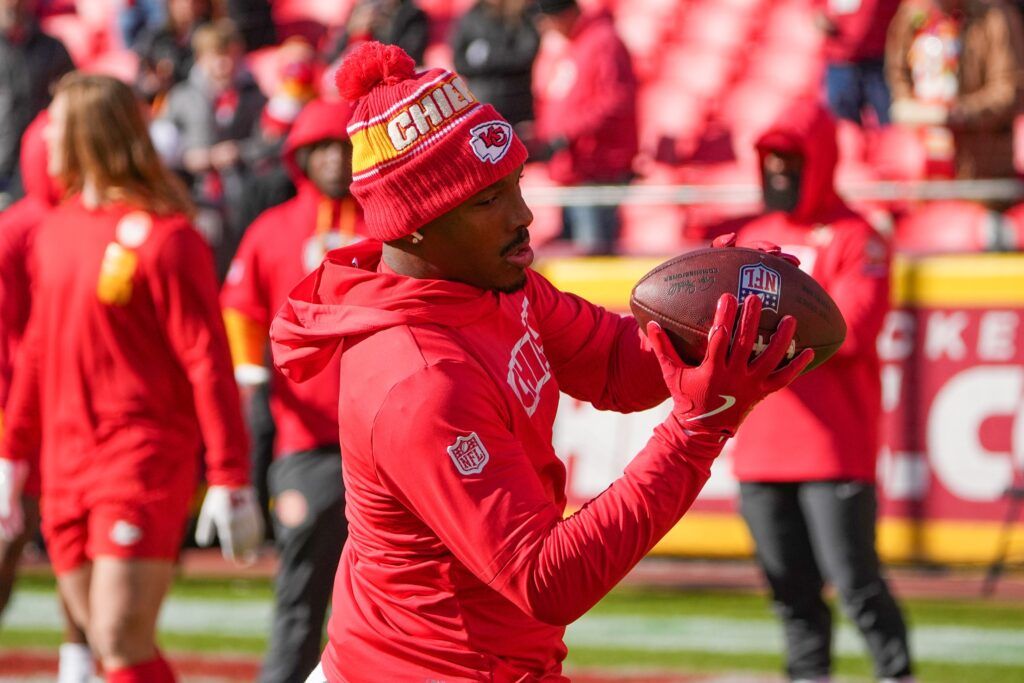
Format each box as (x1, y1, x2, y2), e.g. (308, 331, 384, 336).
(106, 654, 176, 683)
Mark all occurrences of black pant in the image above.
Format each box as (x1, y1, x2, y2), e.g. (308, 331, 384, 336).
(739, 481, 913, 681)
(259, 448, 347, 683)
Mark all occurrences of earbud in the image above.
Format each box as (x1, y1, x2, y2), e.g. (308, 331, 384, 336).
(410, 231, 424, 244)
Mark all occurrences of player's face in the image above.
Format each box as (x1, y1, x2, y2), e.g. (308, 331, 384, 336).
(306, 138, 352, 200)
(45, 92, 67, 178)
(419, 166, 534, 293)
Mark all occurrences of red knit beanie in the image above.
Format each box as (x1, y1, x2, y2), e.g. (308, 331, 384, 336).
(336, 42, 528, 241)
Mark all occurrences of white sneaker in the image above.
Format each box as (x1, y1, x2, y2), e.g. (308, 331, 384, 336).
(57, 642, 95, 683)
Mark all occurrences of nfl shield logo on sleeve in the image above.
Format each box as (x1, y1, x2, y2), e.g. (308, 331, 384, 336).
(447, 432, 490, 475)
(738, 263, 781, 313)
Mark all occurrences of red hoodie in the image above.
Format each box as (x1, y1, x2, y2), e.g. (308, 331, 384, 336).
(729, 103, 890, 483)
(0, 113, 59, 495)
(820, 0, 902, 63)
(2, 195, 249, 498)
(221, 98, 365, 457)
(271, 241, 726, 681)
(535, 10, 638, 184)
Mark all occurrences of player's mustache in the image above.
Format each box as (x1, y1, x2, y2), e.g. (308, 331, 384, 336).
(500, 228, 530, 256)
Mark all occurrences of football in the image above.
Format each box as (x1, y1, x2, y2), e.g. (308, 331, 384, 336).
(630, 247, 847, 372)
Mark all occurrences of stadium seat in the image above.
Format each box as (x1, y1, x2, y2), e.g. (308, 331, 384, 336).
(836, 119, 868, 164)
(868, 126, 928, 181)
(659, 46, 735, 100)
(619, 167, 691, 254)
(638, 85, 708, 165)
(894, 200, 1002, 253)
(743, 47, 823, 97)
(614, 11, 669, 81)
(762, 1, 824, 53)
(677, 2, 751, 53)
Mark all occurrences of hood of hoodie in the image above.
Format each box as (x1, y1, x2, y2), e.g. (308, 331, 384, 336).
(20, 110, 60, 206)
(271, 240, 502, 382)
(755, 101, 843, 223)
(281, 98, 354, 189)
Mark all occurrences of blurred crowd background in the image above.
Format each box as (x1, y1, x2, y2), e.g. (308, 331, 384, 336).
(3, 0, 1024, 265)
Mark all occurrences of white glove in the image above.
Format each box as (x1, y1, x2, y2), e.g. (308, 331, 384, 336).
(194, 485, 264, 564)
(0, 458, 28, 542)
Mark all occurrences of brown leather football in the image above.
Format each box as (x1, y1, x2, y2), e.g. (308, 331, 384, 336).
(630, 247, 846, 372)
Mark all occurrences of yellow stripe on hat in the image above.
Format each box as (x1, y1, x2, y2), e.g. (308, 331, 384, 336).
(350, 74, 479, 176)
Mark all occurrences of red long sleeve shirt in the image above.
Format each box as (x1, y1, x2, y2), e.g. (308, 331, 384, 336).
(2, 197, 249, 496)
(271, 241, 726, 681)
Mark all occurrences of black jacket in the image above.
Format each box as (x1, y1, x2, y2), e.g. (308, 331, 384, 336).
(451, 2, 539, 126)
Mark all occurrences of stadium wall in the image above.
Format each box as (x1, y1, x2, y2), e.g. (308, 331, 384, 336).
(539, 254, 1024, 566)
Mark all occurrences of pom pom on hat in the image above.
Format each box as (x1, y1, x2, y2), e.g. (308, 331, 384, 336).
(335, 42, 417, 101)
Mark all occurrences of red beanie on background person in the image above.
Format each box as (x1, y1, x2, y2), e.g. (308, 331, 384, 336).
(335, 41, 528, 242)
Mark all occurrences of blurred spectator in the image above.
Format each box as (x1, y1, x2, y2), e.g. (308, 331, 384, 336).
(818, 0, 902, 126)
(323, 0, 429, 66)
(0, 111, 95, 683)
(222, 98, 364, 683)
(119, 0, 167, 50)
(886, 0, 1024, 179)
(451, 0, 540, 127)
(157, 19, 267, 277)
(533, 0, 637, 255)
(0, 0, 73, 208)
(224, 0, 276, 51)
(722, 101, 915, 683)
(132, 0, 214, 113)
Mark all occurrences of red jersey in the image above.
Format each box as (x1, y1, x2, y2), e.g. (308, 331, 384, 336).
(221, 98, 364, 456)
(728, 103, 891, 483)
(2, 197, 249, 496)
(272, 241, 726, 681)
(820, 0, 902, 62)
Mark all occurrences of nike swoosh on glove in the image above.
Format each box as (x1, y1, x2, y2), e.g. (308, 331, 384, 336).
(0, 458, 28, 542)
(195, 485, 265, 564)
(645, 293, 813, 438)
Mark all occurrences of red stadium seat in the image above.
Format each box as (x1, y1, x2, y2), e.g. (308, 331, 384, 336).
(615, 11, 670, 80)
(716, 85, 797, 164)
(762, 1, 824, 52)
(619, 166, 692, 254)
(894, 201, 999, 253)
(836, 119, 868, 163)
(638, 85, 708, 164)
(677, 2, 751, 53)
(743, 47, 824, 97)
(868, 126, 928, 181)
(659, 46, 735, 100)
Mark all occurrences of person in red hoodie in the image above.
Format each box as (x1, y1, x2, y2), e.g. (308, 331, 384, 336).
(0, 73, 263, 683)
(817, 0, 902, 126)
(221, 97, 364, 683)
(725, 101, 915, 683)
(271, 42, 812, 683)
(532, 0, 637, 255)
(0, 111, 97, 683)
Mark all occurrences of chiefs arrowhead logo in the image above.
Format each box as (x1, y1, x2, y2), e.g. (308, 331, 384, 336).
(469, 120, 513, 164)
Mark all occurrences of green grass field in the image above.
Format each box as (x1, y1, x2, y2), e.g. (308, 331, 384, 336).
(3, 575, 1022, 682)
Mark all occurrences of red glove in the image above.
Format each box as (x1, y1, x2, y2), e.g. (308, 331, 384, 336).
(646, 293, 813, 438)
(712, 232, 800, 267)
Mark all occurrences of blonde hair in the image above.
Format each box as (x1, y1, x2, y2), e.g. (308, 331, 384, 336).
(192, 18, 242, 57)
(54, 72, 194, 217)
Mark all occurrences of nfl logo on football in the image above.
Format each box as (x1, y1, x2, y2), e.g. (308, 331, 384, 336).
(447, 433, 490, 475)
(738, 263, 781, 313)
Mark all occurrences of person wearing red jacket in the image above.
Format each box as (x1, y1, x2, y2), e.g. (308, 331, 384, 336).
(270, 42, 811, 683)
(221, 97, 365, 683)
(0, 110, 96, 683)
(817, 0, 902, 125)
(532, 0, 637, 254)
(0, 73, 263, 683)
(726, 102, 915, 683)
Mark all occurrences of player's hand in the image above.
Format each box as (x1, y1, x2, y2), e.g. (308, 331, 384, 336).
(195, 485, 264, 564)
(711, 233, 800, 267)
(646, 293, 813, 438)
(0, 458, 28, 541)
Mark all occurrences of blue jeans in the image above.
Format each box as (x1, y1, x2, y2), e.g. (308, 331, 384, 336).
(826, 59, 891, 126)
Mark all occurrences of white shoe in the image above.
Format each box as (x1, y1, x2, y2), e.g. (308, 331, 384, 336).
(57, 642, 95, 683)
